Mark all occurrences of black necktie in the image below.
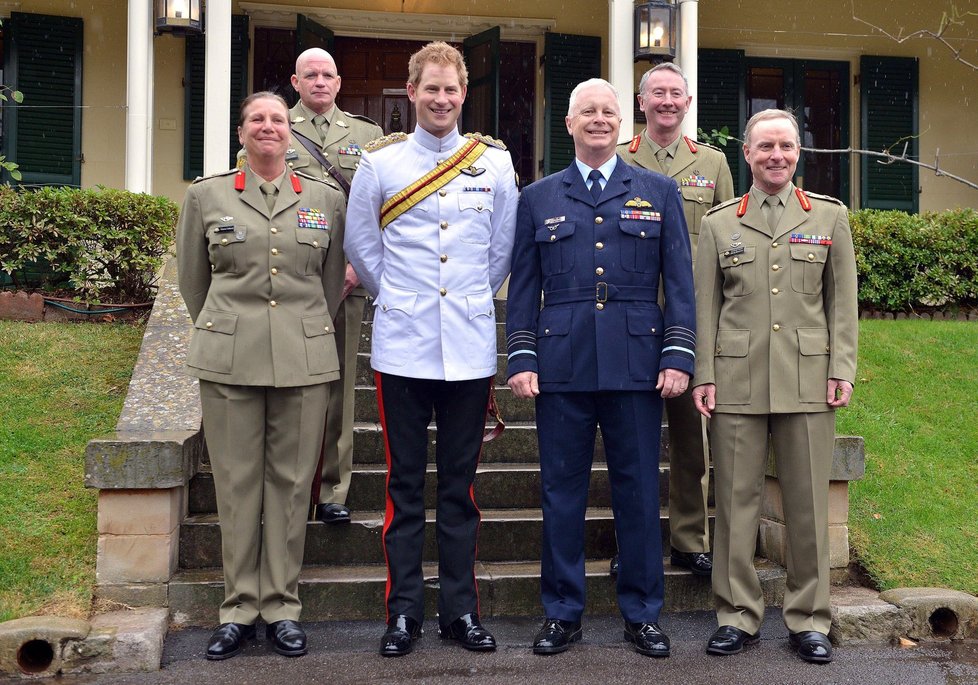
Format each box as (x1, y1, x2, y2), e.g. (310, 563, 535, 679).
(588, 169, 603, 202)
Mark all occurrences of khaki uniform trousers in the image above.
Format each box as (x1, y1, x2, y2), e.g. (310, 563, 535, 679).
(318, 290, 367, 505)
(200, 380, 329, 625)
(710, 411, 835, 635)
(665, 389, 711, 553)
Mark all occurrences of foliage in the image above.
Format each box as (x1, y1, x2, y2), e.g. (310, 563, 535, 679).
(0, 320, 144, 621)
(838, 320, 978, 594)
(0, 186, 178, 303)
(0, 85, 24, 181)
(850, 208, 978, 311)
(696, 125, 731, 147)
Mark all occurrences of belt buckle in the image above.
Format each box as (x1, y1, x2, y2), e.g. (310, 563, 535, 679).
(595, 282, 608, 303)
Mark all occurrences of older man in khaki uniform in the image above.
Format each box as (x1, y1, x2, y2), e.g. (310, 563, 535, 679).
(692, 109, 857, 664)
(287, 48, 383, 524)
(617, 62, 733, 577)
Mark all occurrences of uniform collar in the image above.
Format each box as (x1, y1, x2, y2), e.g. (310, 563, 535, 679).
(413, 125, 461, 153)
(296, 101, 336, 123)
(749, 183, 793, 207)
(646, 132, 682, 160)
(574, 155, 618, 186)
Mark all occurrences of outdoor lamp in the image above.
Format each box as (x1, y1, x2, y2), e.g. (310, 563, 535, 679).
(155, 0, 202, 35)
(634, 0, 677, 61)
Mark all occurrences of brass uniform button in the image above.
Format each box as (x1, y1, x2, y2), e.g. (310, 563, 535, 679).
(271, 248, 279, 255)
(595, 267, 604, 276)
(771, 287, 779, 294)
(477, 203, 484, 210)
(220, 238, 228, 245)
(269, 300, 278, 307)
(440, 220, 448, 230)
(715, 346, 722, 354)
(596, 302, 604, 310)
(807, 253, 815, 261)
(772, 324, 780, 331)
(595, 217, 604, 224)
(550, 235, 557, 242)
(650, 327, 656, 334)
(639, 231, 646, 238)
(440, 254, 448, 263)
(313, 240, 319, 248)
(772, 264, 780, 271)
(595, 242, 604, 250)
(544, 328, 550, 335)
(772, 241, 779, 247)
(439, 190, 447, 197)
(271, 268, 278, 275)
(205, 321, 213, 328)
(439, 288, 447, 296)
(732, 257, 740, 264)
(826, 345, 831, 352)
(324, 326, 330, 332)
(270, 227, 278, 234)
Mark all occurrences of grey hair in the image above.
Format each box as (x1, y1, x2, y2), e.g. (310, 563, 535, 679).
(638, 62, 689, 97)
(567, 78, 621, 117)
(743, 109, 801, 147)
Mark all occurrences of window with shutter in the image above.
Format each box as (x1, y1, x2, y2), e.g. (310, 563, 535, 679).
(697, 48, 745, 193)
(860, 56, 918, 212)
(184, 15, 250, 180)
(543, 32, 601, 177)
(2, 12, 82, 187)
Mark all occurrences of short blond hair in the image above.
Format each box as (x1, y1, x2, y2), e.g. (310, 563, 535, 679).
(407, 41, 468, 87)
(744, 108, 800, 147)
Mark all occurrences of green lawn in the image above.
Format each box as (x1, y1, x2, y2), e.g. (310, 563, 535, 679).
(837, 319, 978, 595)
(0, 320, 144, 622)
(0, 317, 973, 622)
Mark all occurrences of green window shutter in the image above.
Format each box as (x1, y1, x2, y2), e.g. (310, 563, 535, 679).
(184, 15, 250, 180)
(543, 32, 601, 176)
(3, 12, 83, 187)
(860, 56, 918, 212)
(697, 48, 745, 193)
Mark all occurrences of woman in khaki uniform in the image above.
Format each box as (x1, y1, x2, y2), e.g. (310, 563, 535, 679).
(177, 92, 346, 660)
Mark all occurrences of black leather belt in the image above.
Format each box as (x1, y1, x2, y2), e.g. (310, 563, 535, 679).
(544, 283, 657, 305)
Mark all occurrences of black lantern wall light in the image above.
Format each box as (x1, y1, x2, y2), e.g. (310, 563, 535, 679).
(633, 0, 677, 61)
(155, 0, 202, 35)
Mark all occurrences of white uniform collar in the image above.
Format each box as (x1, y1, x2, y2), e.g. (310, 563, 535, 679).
(414, 125, 461, 153)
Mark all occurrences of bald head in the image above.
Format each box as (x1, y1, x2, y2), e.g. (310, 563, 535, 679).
(291, 48, 341, 115)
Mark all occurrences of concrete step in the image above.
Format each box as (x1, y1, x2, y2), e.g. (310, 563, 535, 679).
(187, 463, 716, 515)
(178, 508, 716, 569)
(167, 557, 786, 626)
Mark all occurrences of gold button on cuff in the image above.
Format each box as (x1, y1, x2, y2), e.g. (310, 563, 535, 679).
(772, 324, 781, 331)
(220, 238, 228, 245)
(271, 248, 279, 255)
(595, 267, 604, 276)
(772, 287, 779, 294)
(440, 254, 448, 263)
(595, 217, 604, 224)
(807, 253, 815, 261)
(271, 268, 279, 275)
(772, 264, 780, 271)
(440, 220, 448, 229)
(596, 242, 604, 250)
(439, 288, 447, 296)
(596, 302, 605, 310)
(205, 321, 213, 328)
(269, 300, 278, 307)
(732, 257, 740, 264)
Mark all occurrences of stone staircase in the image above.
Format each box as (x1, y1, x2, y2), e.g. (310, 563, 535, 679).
(166, 300, 787, 625)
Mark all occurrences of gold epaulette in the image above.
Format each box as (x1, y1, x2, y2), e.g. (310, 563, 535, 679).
(705, 195, 743, 216)
(801, 190, 846, 207)
(191, 168, 239, 184)
(464, 132, 507, 150)
(364, 132, 408, 152)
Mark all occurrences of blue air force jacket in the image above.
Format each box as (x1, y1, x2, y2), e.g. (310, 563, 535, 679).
(505, 157, 696, 392)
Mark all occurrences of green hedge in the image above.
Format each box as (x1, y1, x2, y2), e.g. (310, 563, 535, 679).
(0, 186, 178, 303)
(850, 208, 978, 312)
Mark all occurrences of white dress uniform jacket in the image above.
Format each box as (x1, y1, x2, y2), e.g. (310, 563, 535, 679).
(344, 126, 518, 381)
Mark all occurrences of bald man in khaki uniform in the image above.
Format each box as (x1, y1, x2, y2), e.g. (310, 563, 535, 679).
(617, 63, 734, 577)
(692, 109, 858, 664)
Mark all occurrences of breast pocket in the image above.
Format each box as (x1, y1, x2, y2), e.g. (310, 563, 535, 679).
(618, 219, 661, 273)
(680, 186, 713, 238)
(295, 228, 330, 276)
(536, 306, 572, 383)
(625, 306, 663, 382)
(789, 243, 828, 295)
(534, 221, 576, 275)
(187, 309, 238, 374)
(207, 226, 247, 274)
(383, 192, 432, 243)
(714, 328, 751, 405)
(719, 246, 756, 297)
(458, 191, 494, 245)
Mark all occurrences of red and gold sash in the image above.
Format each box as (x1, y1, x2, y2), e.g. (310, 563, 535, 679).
(379, 138, 488, 229)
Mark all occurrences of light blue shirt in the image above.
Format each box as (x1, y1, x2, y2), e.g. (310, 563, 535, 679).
(575, 155, 618, 192)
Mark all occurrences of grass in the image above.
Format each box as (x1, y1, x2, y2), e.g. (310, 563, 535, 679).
(0, 319, 145, 622)
(837, 319, 978, 595)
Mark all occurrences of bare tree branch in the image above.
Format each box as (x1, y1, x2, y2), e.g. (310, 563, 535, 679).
(802, 145, 978, 191)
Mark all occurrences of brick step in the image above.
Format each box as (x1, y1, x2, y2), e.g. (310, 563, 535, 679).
(187, 463, 716, 515)
(167, 558, 786, 626)
(178, 508, 716, 569)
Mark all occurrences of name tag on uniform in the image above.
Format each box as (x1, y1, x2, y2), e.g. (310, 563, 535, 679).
(297, 208, 329, 230)
(544, 216, 565, 225)
(724, 245, 745, 256)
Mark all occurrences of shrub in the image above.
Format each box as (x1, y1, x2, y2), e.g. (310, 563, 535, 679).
(0, 185, 178, 303)
(849, 208, 978, 312)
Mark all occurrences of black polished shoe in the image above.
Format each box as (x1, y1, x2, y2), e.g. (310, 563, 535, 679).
(670, 548, 713, 577)
(439, 612, 496, 651)
(316, 502, 351, 524)
(205, 622, 256, 660)
(706, 625, 760, 655)
(380, 615, 422, 657)
(266, 619, 307, 657)
(789, 630, 833, 663)
(532, 618, 582, 655)
(624, 622, 670, 657)
(609, 554, 619, 576)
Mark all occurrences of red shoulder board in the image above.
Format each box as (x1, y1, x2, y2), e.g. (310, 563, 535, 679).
(290, 172, 302, 193)
(234, 170, 245, 191)
(795, 187, 811, 211)
(628, 134, 642, 154)
(684, 136, 698, 154)
(736, 194, 750, 217)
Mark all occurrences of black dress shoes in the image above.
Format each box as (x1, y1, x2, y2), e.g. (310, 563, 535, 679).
(381, 614, 422, 657)
(609, 554, 619, 576)
(789, 630, 833, 663)
(624, 622, 670, 657)
(706, 625, 760, 655)
(532, 618, 582, 655)
(439, 612, 497, 651)
(205, 622, 255, 660)
(267, 619, 307, 657)
(316, 502, 351, 524)
(670, 548, 713, 577)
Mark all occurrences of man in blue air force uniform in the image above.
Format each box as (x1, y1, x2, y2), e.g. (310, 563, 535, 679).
(506, 78, 696, 658)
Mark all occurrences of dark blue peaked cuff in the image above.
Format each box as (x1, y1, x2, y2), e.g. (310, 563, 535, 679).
(659, 325, 696, 376)
(505, 328, 538, 378)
